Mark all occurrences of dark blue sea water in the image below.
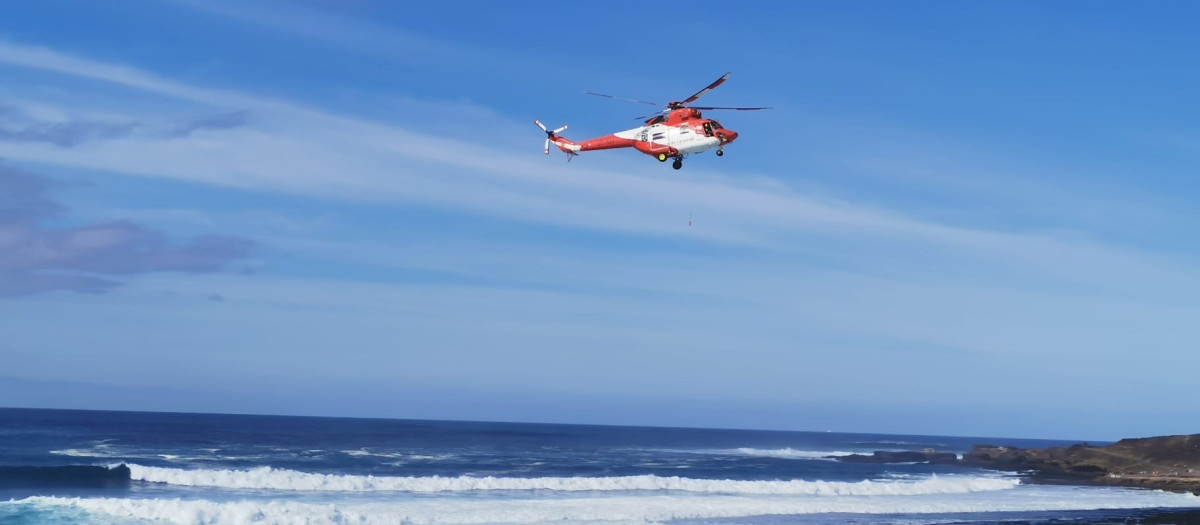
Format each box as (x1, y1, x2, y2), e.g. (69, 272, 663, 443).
(1, 408, 1197, 525)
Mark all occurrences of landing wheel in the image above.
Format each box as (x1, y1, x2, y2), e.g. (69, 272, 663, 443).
(716, 149, 724, 157)
(657, 153, 668, 162)
(672, 157, 683, 170)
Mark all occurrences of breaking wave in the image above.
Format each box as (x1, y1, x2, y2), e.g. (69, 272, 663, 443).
(126, 464, 1016, 495)
(20, 489, 1200, 525)
(731, 447, 856, 459)
(48, 448, 109, 458)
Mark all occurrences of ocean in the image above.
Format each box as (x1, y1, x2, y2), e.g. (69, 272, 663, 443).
(1, 408, 1197, 525)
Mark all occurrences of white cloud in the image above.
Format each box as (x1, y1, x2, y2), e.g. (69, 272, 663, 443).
(3, 40, 1199, 301)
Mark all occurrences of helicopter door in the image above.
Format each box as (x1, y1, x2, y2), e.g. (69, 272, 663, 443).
(702, 122, 714, 137)
(650, 126, 667, 146)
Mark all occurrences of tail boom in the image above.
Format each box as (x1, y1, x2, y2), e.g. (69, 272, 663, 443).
(552, 133, 637, 155)
(535, 121, 679, 159)
(537, 120, 643, 156)
(549, 135, 581, 155)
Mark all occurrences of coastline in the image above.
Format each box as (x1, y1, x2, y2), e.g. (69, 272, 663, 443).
(835, 434, 1200, 495)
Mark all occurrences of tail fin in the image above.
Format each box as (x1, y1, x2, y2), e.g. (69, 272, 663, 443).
(534, 120, 577, 156)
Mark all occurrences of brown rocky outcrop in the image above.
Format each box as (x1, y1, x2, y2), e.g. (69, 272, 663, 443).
(832, 435, 1200, 495)
(960, 435, 1200, 495)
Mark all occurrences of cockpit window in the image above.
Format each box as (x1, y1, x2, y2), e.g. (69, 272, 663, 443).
(711, 120, 723, 130)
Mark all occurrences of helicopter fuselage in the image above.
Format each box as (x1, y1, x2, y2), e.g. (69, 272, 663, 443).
(537, 73, 764, 169)
(550, 108, 738, 162)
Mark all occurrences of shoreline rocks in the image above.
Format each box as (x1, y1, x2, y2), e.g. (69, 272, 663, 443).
(832, 434, 1200, 495)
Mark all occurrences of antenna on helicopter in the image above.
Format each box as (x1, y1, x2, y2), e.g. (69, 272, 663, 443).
(534, 120, 568, 155)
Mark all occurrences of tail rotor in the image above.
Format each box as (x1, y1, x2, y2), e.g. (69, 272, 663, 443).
(535, 120, 568, 155)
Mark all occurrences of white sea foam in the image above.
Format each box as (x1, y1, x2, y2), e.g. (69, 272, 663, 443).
(126, 464, 1016, 495)
(732, 447, 857, 459)
(343, 449, 405, 458)
(668, 447, 858, 461)
(21, 487, 1200, 525)
(49, 448, 114, 458)
(410, 454, 454, 460)
(342, 449, 451, 461)
(853, 440, 924, 446)
(51, 446, 169, 461)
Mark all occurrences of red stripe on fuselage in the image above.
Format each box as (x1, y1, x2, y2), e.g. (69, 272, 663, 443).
(576, 135, 637, 151)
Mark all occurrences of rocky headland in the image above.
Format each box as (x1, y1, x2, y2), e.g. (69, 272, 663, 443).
(833, 434, 1200, 495)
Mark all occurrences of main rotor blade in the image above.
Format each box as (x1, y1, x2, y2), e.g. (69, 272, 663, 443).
(690, 106, 772, 111)
(680, 72, 731, 105)
(585, 92, 661, 106)
(634, 110, 668, 120)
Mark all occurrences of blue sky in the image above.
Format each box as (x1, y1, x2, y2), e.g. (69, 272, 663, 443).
(3, 1, 1200, 441)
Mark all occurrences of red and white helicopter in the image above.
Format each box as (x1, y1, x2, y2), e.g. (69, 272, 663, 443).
(535, 72, 769, 170)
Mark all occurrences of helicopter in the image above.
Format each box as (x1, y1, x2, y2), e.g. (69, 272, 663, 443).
(535, 72, 769, 170)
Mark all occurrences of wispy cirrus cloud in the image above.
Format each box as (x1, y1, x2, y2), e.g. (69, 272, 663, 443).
(0, 40, 1085, 246)
(0, 117, 136, 147)
(1, 39, 1197, 306)
(0, 103, 250, 146)
(164, 110, 250, 138)
(0, 164, 255, 297)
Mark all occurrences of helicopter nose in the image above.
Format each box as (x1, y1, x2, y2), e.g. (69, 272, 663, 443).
(718, 129, 738, 144)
